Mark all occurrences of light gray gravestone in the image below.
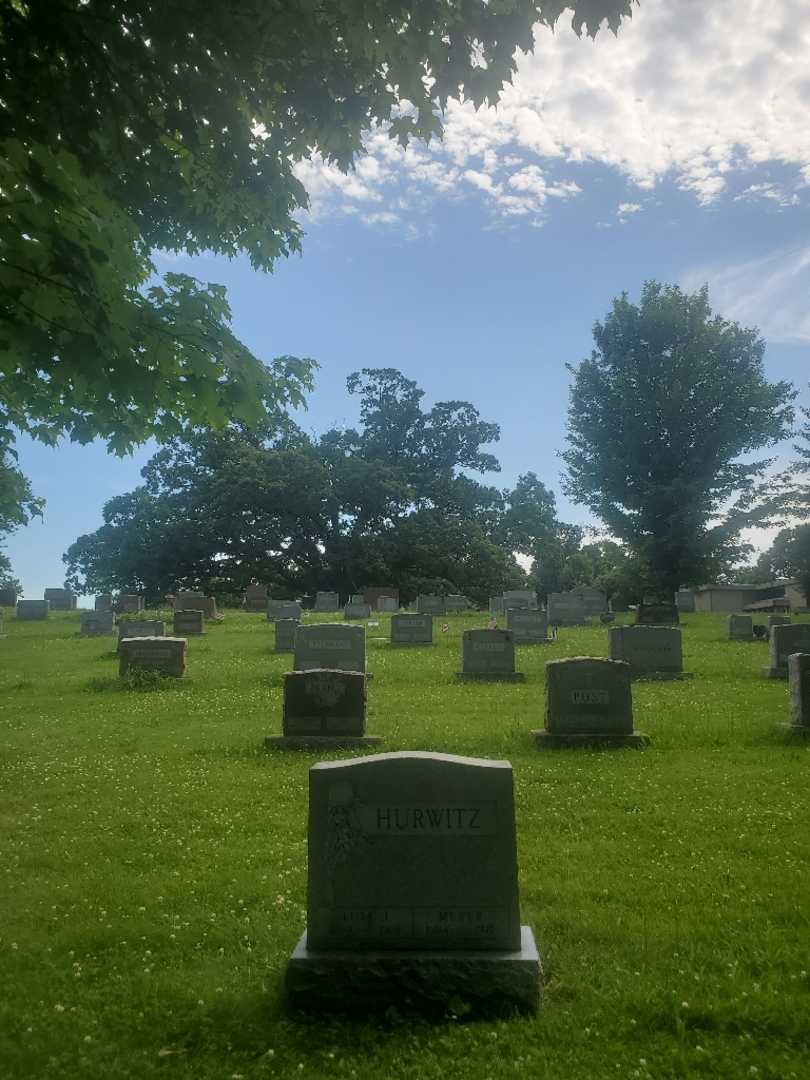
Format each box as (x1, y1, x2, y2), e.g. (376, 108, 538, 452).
(265, 670, 381, 750)
(119, 636, 186, 677)
(546, 592, 585, 626)
(44, 588, 76, 611)
(117, 620, 164, 650)
(16, 599, 49, 620)
(244, 584, 268, 612)
(117, 594, 145, 614)
(608, 625, 690, 679)
(376, 595, 399, 613)
(534, 657, 648, 748)
(459, 629, 524, 681)
(728, 614, 754, 642)
(507, 609, 550, 644)
(635, 602, 679, 626)
(285, 751, 541, 1013)
(173, 609, 205, 636)
(314, 591, 340, 612)
(274, 618, 299, 653)
(349, 594, 365, 605)
(94, 594, 113, 612)
(445, 594, 468, 612)
(417, 594, 447, 616)
(390, 613, 433, 646)
(267, 599, 303, 622)
(80, 610, 115, 636)
(768, 615, 791, 629)
(763, 624, 810, 679)
(788, 653, 810, 730)
(344, 602, 372, 620)
(571, 586, 608, 617)
(294, 623, 366, 674)
(0, 587, 18, 606)
(502, 590, 536, 611)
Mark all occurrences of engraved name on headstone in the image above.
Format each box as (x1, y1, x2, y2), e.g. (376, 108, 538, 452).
(294, 623, 366, 674)
(534, 657, 647, 748)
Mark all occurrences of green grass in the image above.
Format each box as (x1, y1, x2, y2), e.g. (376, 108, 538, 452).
(0, 609, 808, 1080)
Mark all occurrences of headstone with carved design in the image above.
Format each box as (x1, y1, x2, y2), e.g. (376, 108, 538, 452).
(265, 669, 381, 750)
(534, 657, 647, 748)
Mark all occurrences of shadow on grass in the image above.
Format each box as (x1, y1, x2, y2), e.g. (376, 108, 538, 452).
(85, 671, 188, 693)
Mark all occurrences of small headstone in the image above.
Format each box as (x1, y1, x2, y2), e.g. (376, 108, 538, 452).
(44, 588, 76, 611)
(608, 625, 690, 679)
(728, 614, 754, 642)
(117, 594, 145, 614)
(788, 653, 810, 730)
(285, 752, 540, 1013)
(763, 624, 810, 679)
(0, 587, 19, 606)
(119, 636, 186, 677)
(294, 623, 366, 674)
(80, 610, 115, 636)
(417, 594, 447, 616)
(16, 599, 49, 620)
(376, 595, 399, 613)
(506, 609, 550, 644)
(173, 609, 205, 636)
(344, 602, 372, 620)
(546, 592, 585, 626)
(118, 620, 164, 650)
(265, 669, 381, 750)
(489, 596, 505, 616)
(459, 629, 523, 681)
(534, 657, 648, 748)
(94, 594, 113, 612)
(390, 613, 433, 646)
(244, 584, 268, 612)
(314, 591, 340, 612)
(635, 602, 679, 626)
(768, 615, 791, 629)
(268, 599, 303, 621)
(274, 618, 299, 653)
(675, 590, 696, 613)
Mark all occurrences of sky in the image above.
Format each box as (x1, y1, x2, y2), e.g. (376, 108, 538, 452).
(7, 0, 810, 598)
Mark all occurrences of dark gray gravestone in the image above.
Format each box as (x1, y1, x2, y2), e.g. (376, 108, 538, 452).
(728, 614, 753, 641)
(314, 591, 340, 613)
(244, 584, 268, 612)
(788, 653, 810, 730)
(80, 610, 115, 636)
(94, 594, 113, 612)
(265, 669, 381, 750)
(267, 600, 303, 622)
(294, 623, 365, 674)
(44, 588, 76, 611)
(675, 590, 696, 613)
(635, 602, 679, 626)
(445, 594, 469, 612)
(390, 613, 433, 646)
(608, 626, 690, 679)
(376, 596, 399, 613)
(274, 618, 299, 653)
(16, 599, 49, 620)
(534, 657, 647, 748)
(286, 752, 540, 1013)
(417, 594, 447, 616)
(344, 602, 372, 620)
(502, 590, 536, 611)
(763, 624, 810, 679)
(489, 596, 505, 616)
(768, 615, 791, 629)
(0, 587, 17, 607)
(173, 609, 205, 636)
(459, 629, 523, 681)
(506, 609, 550, 644)
(546, 592, 585, 626)
(117, 620, 164, 650)
(119, 636, 186, 677)
(117, 594, 145, 614)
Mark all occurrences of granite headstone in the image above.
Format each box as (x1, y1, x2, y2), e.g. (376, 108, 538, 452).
(534, 657, 647, 748)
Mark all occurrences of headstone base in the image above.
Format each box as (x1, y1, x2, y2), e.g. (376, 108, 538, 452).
(532, 730, 649, 749)
(631, 671, 694, 681)
(762, 668, 788, 680)
(265, 735, 383, 751)
(455, 672, 526, 682)
(285, 925, 541, 1015)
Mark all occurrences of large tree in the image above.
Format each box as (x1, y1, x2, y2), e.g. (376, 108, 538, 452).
(562, 282, 795, 597)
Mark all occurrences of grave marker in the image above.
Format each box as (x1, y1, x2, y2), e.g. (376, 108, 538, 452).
(390, 613, 433, 646)
(502, 590, 536, 611)
(267, 600, 303, 622)
(506, 609, 550, 644)
(635, 602, 679, 626)
(763, 624, 810, 679)
(117, 620, 164, 650)
(376, 596, 399, 613)
(534, 657, 647, 748)
(0, 587, 18, 607)
(728, 614, 754, 642)
(344, 602, 372, 620)
(459, 629, 523, 681)
(265, 670, 381, 750)
(417, 594, 447, 616)
(274, 618, 299, 653)
(244, 584, 268, 612)
(94, 594, 113, 612)
(489, 596, 505, 616)
(44, 588, 76, 611)
(314, 591, 340, 613)
(80, 610, 115, 636)
(788, 653, 810, 730)
(546, 592, 585, 626)
(119, 636, 186, 677)
(117, 594, 145, 614)
(16, 599, 49, 620)
(608, 625, 690, 679)
(294, 623, 366, 674)
(173, 609, 205, 636)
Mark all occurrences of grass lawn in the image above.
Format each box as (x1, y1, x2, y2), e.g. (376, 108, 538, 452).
(1, 609, 808, 1080)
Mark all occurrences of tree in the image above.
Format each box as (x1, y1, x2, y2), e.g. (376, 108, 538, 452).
(745, 525, 810, 602)
(562, 282, 795, 598)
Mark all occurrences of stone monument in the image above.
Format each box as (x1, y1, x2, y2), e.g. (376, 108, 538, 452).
(117, 620, 164, 650)
(458, 629, 524, 681)
(390, 613, 433, 646)
(763, 624, 810, 679)
(265, 669, 381, 750)
(534, 657, 648, 748)
(506, 609, 550, 644)
(546, 592, 585, 626)
(728, 614, 754, 642)
(0, 587, 17, 607)
(344, 601, 372, 620)
(294, 624, 366, 674)
(244, 584, 268, 612)
(608, 626, 690, 679)
(268, 599, 303, 621)
(173, 609, 205, 636)
(274, 618, 299, 653)
(44, 588, 76, 611)
(16, 599, 49, 620)
(117, 594, 145, 614)
(80, 610, 115, 636)
(119, 636, 186, 677)
(417, 594, 447, 616)
(314, 591, 340, 613)
(94, 594, 114, 612)
(788, 653, 810, 731)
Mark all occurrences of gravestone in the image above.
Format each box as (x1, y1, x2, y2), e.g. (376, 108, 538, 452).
(118, 594, 145, 614)
(80, 610, 115, 636)
(274, 618, 299, 653)
(364, 587, 400, 611)
(608, 626, 689, 679)
(459, 629, 523, 681)
(119, 636, 186, 677)
(376, 596, 399, 613)
(267, 599, 303, 622)
(728, 614, 754, 642)
(534, 657, 648, 748)
(489, 596, 505, 616)
(44, 588, 76, 611)
(349, 594, 364, 605)
(390, 613, 433, 646)
(286, 752, 541, 1013)
(788, 653, 810, 730)
(294, 623, 366, 674)
(502, 590, 536, 611)
(16, 599, 49, 620)
(675, 590, 696, 613)
(445, 594, 468, 612)
(506, 609, 550, 644)
(175, 592, 218, 619)
(314, 591, 340, 613)
(417, 594, 447, 616)
(173, 609, 205, 636)
(0, 587, 18, 606)
(768, 615, 791, 629)
(94, 594, 113, 612)
(244, 584, 268, 612)
(635, 602, 679, 626)
(570, 586, 607, 617)
(266, 670, 381, 750)
(546, 592, 585, 626)
(117, 620, 164, 650)
(763, 624, 810, 678)
(344, 602, 372, 620)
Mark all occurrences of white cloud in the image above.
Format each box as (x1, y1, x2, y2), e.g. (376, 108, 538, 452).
(616, 201, 643, 222)
(295, 0, 810, 227)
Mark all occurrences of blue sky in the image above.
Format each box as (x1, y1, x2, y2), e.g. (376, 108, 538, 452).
(7, 0, 810, 598)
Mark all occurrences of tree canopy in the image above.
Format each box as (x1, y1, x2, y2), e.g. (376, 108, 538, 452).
(562, 282, 796, 597)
